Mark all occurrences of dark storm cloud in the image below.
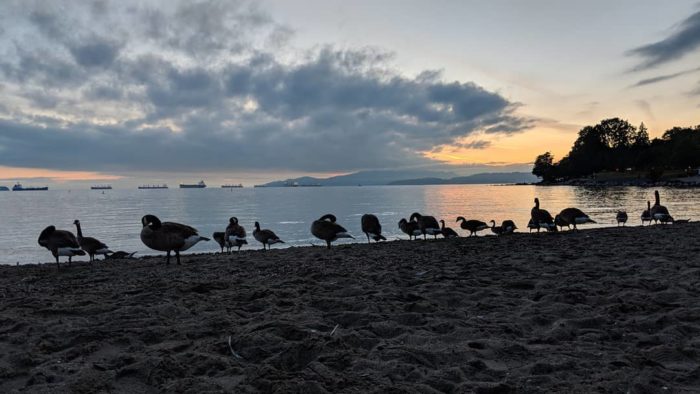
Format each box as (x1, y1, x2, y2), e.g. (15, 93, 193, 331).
(629, 10, 700, 70)
(0, 0, 530, 173)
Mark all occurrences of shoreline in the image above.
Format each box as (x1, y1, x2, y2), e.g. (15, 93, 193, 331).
(1, 223, 699, 392)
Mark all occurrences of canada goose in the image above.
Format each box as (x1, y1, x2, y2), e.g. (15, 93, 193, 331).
(225, 217, 247, 252)
(650, 190, 671, 224)
(554, 214, 570, 231)
(398, 218, 421, 240)
(439, 219, 459, 238)
(501, 220, 517, 234)
(105, 251, 137, 260)
(140, 214, 209, 264)
(531, 198, 557, 232)
(527, 219, 539, 232)
(361, 214, 386, 243)
(212, 232, 227, 253)
(38, 225, 86, 268)
(410, 212, 441, 239)
(641, 201, 652, 225)
(659, 215, 675, 224)
(253, 221, 284, 250)
(73, 220, 111, 262)
(311, 214, 353, 249)
(616, 211, 628, 226)
(556, 208, 596, 231)
(456, 217, 488, 237)
(490, 220, 504, 236)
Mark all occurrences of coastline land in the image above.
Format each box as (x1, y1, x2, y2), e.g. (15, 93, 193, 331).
(1, 223, 699, 392)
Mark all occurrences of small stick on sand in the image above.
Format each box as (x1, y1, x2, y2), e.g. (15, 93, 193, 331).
(416, 270, 431, 277)
(227, 336, 244, 360)
(330, 324, 339, 336)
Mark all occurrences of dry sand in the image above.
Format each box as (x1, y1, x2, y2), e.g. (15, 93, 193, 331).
(1, 223, 699, 393)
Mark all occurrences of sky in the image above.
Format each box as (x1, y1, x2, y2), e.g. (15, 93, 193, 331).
(0, 0, 699, 187)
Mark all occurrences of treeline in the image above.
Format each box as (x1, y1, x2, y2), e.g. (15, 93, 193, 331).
(532, 118, 700, 182)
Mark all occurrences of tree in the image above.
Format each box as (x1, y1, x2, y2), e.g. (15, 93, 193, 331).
(633, 122, 650, 147)
(532, 152, 556, 182)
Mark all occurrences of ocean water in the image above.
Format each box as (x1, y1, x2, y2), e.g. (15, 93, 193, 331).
(1, 185, 698, 264)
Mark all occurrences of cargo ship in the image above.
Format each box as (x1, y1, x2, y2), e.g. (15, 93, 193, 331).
(0, 186, 9, 191)
(179, 180, 206, 189)
(138, 184, 168, 189)
(12, 183, 48, 191)
(91, 185, 113, 190)
(221, 184, 243, 188)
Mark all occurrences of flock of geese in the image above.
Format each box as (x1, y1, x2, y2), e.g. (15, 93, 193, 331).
(37, 190, 684, 267)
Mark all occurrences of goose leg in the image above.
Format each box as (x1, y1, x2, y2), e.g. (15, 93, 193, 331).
(55, 254, 60, 269)
(166, 251, 170, 265)
(366, 234, 370, 244)
(176, 251, 181, 265)
(326, 240, 331, 249)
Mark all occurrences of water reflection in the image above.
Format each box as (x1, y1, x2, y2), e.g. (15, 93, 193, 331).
(1, 185, 697, 264)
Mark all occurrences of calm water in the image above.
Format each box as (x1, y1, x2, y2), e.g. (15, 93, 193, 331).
(1, 185, 697, 264)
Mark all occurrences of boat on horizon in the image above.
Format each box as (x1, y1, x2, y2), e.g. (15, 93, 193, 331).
(12, 182, 48, 191)
(180, 180, 206, 189)
(221, 184, 243, 188)
(0, 186, 9, 191)
(138, 184, 168, 189)
(91, 185, 113, 190)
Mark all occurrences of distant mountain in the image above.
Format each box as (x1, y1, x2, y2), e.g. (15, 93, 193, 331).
(389, 172, 538, 185)
(257, 170, 535, 187)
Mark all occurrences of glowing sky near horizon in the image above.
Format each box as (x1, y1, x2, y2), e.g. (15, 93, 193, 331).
(0, 0, 699, 185)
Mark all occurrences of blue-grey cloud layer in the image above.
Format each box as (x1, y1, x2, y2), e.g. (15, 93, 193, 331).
(0, 1, 528, 173)
(629, 9, 700, 70)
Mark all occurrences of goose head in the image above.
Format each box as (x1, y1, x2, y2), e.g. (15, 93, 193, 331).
(229, 217, 238, 224)
(409, 212, 422, 222)
(534, 198, 540, 209)
(38, 225, 56, 246)
(254, 221, 261, 230)
(73, 219, 81, 226)
(319, 214, 336, 222)
(141, 214, 162, 229)
(455, 216, 466, 223)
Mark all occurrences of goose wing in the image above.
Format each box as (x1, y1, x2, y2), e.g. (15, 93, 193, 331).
(161, 221, 199, 238)
(53, 229, 81, 248)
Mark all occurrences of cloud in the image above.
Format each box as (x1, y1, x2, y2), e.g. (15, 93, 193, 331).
(453, 140, 492, 150)
(634, 100, 655, 121)
(0, 1, 530, 174)
(630, 66, 700, 87)
(629, 10, 700, 70)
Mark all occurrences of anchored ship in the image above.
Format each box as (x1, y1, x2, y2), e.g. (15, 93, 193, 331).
(138, 184, 168, 189)
(91, 185, 113, 190)
(221, 184, 243, 188)
(12, 183, 48, 191)
(180, 180, 206, 189)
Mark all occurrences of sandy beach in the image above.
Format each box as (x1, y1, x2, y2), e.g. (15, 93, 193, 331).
(1, 223, 699, 393)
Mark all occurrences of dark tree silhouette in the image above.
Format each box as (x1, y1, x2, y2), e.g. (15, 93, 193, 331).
(532, 119, 700, 182)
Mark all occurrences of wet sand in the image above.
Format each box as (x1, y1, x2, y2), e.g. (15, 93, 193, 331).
(1, 223, 699, 393)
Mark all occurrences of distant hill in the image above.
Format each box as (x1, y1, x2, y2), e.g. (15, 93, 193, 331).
(389, 172, 538, 185)
(257, 170, 535, 187)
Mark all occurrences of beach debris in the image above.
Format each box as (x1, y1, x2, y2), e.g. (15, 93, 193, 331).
(330, 324, 339, 336)
(227, 336, 244, 360)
